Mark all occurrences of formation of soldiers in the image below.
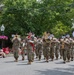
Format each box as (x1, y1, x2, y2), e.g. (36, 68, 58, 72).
(12, 32, 74, 64)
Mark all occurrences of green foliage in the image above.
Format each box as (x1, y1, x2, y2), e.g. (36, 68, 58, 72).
(1, 0, 26, 36)
(0, 0, 74, 37)
(51, 21, 71, 37)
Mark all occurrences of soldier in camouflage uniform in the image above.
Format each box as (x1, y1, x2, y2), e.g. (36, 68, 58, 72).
(27, 38, 34, 64)
(12, 35, 21, 62)
(36, 38, 43, 61)
(62, 37, 70, 63)
(42, 39, 46, 59)
(35, 38, 38, 59)
(65, 37, 71, 62)
(50, 38, 55, 61)
(35, 45, 38, 59)
(42, 32, 50, 60)
(45, 39, 50, 62)
(60, 36, 66, 59)
(54, 38, 60, 60)
(60, 38, 64, 59)
(61, 38, 67, 63)
(70, 38, 74, 61)
(21, 39, 26, 60)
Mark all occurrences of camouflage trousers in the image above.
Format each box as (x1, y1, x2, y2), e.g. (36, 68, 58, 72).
(62, 49, 67, 62)
(37, 48, 42, 60)
(45, 47, 50, 61)
(21, 47, 25, 60)
(60, 49, 63, 59)
(13, 50, 19, 60)
(35, 49, 38, 58)
(62, 48, 71, 62)
(70, 48, 74, 61)
(67, 48, 71, 61)
(55, 47, 59, 59)
(27, 50, 34, 62)
(43, 47, 46, 59)
(50, 47, 54, 60)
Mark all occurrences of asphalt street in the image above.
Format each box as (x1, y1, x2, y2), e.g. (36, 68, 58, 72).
(0, 55, 74, 75)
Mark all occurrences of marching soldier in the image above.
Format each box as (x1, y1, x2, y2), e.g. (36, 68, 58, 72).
(45, 39, 50, 62)
(35, 37, 39, 59)
(36, 38, 43, 61)
(27, 36, 35, 64)
(70, 38, 74, 61)
(42, 39, 46, 60)
(65, 35, 71, 62)
(61, 38, 66, 63)
(35, 43, 38, 59)
(54, 38, 60, 60)
(42, 31, 50, 60)
(60, 36, 65, 59)
(12, 35, 21, 62)
(61, 36, 70, 63)
(50, 37, 55, 61)
(21, 39, 26, 60)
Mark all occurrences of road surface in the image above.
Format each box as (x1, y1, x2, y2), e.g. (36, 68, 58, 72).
(0, 56, 74, 75)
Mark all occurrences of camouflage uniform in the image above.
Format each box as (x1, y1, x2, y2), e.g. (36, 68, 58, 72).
(21, 40, 26, 60)
(42, 39, 47, 59)
(36, 41, 42, 60)
(27, 40, 34, 64)
(50, 40, 55, 61)
(45, 41, 50, 62)
(60, 38, 67, 63)
(55, 40, 60, 60)
(12, 37, 20, 62)
(62, 38, 70, 63)
(60, 39, 65, 59)
(70, 38, 74, 61)
(65, 38, 71, 62)
(35, 42, 38, 58)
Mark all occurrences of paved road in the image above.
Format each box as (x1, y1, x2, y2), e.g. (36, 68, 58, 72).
(0, 56, 74, 75)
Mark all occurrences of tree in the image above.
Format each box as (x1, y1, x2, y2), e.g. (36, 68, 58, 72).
(0, 0, 74, 37)
(51, 21, 71, 37)
(1, 0, 26, 36)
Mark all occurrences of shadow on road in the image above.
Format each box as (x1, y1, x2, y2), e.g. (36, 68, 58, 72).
(34, 63, 74, 75)
(35, 69, 73, 75)
(35, 61, 48, 63)
(54, 61, 65, 64)
(4, 61, 15, 63)
(17, 63, 29, 65)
